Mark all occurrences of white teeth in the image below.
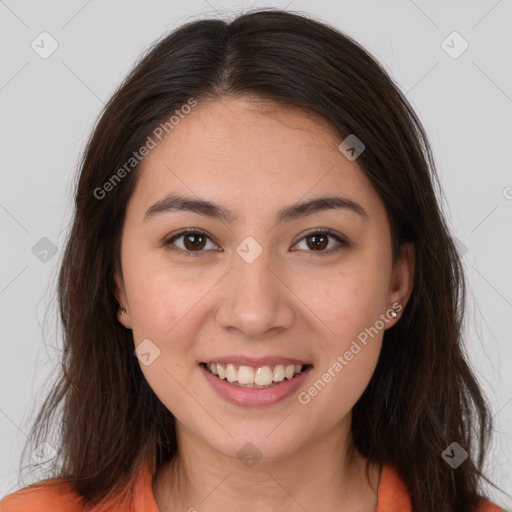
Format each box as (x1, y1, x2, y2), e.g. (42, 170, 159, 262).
(237, 365, 255, 384)
(284, 365, 295, 379)
(273, 364, 285, 382)
(225, 364, 237, 383)
(254, 366, 273, 386)
(206, 362, 306, 387)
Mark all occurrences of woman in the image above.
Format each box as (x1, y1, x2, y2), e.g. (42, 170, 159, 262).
(0, 8, 506, 512)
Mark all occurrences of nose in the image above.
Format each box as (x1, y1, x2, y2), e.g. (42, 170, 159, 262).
(214, 244, 295, 339)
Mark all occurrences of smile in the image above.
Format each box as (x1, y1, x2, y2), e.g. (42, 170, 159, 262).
(202, 362, 311, 388)
(199, 362, 313, 406)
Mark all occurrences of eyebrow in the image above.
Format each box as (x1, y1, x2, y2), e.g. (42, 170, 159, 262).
(143, 194, 369, 224)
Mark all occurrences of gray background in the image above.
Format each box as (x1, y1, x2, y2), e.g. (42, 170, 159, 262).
(1, 0, 511, 508)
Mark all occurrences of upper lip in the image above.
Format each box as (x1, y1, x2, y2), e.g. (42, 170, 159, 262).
(202, 355, 312, 367)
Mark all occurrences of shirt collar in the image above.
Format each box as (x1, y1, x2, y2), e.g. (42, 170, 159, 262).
(135, 461, 412, 512)
(375, 463, 412, 512)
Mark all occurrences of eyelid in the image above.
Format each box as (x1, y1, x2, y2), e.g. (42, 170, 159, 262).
(291, 227, 350, 256)
(163, 227, 349, 256)
(163, 228, 218, 257)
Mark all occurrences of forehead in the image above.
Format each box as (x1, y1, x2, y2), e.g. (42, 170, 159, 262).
(154, 96, 344, 164)
(127, 96, 383, 223)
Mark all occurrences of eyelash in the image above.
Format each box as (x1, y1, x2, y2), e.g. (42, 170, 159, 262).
(163, 228, 350, 258)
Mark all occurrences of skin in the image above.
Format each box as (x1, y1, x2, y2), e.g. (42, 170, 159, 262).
(114, 96, 415, 512)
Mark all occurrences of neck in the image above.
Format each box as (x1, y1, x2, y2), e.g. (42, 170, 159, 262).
(153, 420, 381, 512)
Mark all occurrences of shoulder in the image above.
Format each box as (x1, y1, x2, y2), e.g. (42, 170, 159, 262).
(0, 467, 151, 512)
(0, 479, 89, 512)
(377, 463, 506, 512)
(477, 499, 507, 512)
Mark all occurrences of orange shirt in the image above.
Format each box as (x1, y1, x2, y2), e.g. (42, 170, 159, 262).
(0, 462, 504, 511)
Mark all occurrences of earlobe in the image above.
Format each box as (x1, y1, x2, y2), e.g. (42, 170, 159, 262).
(113, 272, 132, 329)
(116, 307, 132, 329)
(387, 241, 415, 323)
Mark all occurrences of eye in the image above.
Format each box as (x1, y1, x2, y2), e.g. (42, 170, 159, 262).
(163, 228, 219, 257)
(292, 228, 349, 256)
(163, 228, 349, 257)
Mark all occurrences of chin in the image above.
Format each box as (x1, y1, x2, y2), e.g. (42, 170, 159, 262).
(199, 426, 307, 463)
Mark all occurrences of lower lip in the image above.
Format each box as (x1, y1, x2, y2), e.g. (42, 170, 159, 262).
(200, 364, 313, 407)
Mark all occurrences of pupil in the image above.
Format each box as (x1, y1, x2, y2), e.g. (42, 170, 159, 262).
(308, 234, 327, 251)
(185, 234, 205, 250)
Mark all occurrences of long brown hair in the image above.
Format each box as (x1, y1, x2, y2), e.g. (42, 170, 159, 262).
(16, 8, 501, 511)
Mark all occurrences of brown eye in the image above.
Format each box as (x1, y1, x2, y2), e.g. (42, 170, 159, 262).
(164, 228, 348, 258)
(293, 229, 349, 255)
(305, 233, 329, 251)
(182, 233, 207, 251)
(164, 229, 217, 257)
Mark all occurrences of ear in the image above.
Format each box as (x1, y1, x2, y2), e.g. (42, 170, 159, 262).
(113, 271, 132, 329)
(386, 241, 415, 327)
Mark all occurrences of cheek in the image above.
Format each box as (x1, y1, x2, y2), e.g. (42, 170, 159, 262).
(125, 261, 204, 341)
(300, 252, 389, 388)
(301, 259, 390, 338)
(305, 306, 384, 415)
(129, 271, 198, 417)
(321, 346, 381, 413)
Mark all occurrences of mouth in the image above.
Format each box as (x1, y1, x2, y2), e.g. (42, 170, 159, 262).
(200, 362, 313, 389)
(199, 361, 314, 406)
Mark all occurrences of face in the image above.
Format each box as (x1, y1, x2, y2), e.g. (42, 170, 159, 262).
(114, 96, 414, 461)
